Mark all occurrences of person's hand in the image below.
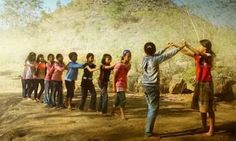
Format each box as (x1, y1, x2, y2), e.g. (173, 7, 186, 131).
(166, 42, 174, 48)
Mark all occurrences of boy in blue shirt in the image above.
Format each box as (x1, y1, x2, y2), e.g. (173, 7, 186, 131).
(65, 52, 84, 111)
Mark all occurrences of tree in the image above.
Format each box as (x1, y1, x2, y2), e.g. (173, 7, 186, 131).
(56, 0, 62, 9)
(0, 0, 43, 28)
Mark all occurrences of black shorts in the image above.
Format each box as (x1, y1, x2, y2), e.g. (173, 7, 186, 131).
(65, 80, 75, 98)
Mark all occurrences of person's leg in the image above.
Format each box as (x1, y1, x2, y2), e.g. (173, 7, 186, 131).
(144, 85, 160, 137)
(79, 87, 88, 111)
(65, 80, 70, 108)
(28, 79, 35, 99)
(89, 85, 97, 111)
(21, 78, 26, 98)
(58, 81, 64, 108)
(98, 82, 104, 112)
(206, 110, 215, 136)
(66, 81, 75, 110)
(34, 79, 39, 100)
(200, 113, 207, 132)
(51, 81, 58, 106)
(102, 83, 108, 114)
(119, 91, 127, 120)
(37, 79, 45, 101)
(111, 92, 120, 115)
(44, 80, 49, 105)
(48, 81, 53, 106)
(98, 93, 103, 112)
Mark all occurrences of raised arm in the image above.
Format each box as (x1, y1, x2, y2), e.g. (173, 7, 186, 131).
(185, 42, 201, 55)
(172, 42, 195, 58)
(181, 47, 195, 57)
(155, 45, 184, 64)
(154, 43, 172, 56)
(85, 65, 99, 72)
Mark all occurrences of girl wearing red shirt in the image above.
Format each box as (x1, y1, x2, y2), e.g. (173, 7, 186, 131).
(181, 39, 216, 136)
(34, 54, 47, 102)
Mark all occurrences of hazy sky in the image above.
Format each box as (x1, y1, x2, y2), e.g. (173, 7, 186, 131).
(42, 0, 71, 12)
(0, 0, 71, 12)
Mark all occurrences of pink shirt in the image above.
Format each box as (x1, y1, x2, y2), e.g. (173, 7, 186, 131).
(114, 62, 131, 92)
(51, 62, 65, 81)
(45, 62, 54, 81)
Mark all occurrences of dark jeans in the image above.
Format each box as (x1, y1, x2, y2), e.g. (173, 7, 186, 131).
(65, 80, 75, 99)
(114, 91, 126, 108)
(52, 81, 64, 107)
(79, 85, 97, 110)
(143, 85, 160, 137)
(25, 79, 35, 98)
(21, 78, 26, 98)
(34, 79, 45, 100)
(98, 82, 108, 113)
(44, 80, 53, 105)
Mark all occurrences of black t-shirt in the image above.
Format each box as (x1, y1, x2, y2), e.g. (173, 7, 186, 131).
(81, 63, 96, 87)
(99, 65, 112, 83)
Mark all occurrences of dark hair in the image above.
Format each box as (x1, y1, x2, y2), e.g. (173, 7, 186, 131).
(144, 42, 156, 55)
(200, 39, 216, 56)
(56, 54, 63, 60)
(101, 54, 112, 65)
(199, 39, 216, 66)
(121, 49, 131, 60)
(36, 54, 44, 63)
(47, 54, 55, 60)
(26, 52, 36, 62)
(86, 53, 94, 60)
(69, 52, 78, 60)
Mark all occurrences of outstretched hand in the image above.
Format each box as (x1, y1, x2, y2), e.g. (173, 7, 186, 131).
(166, 42, 174, 48)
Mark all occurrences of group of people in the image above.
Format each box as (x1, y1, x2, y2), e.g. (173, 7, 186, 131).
(21, 49, 131, 118)
(21, 39, 216, 139)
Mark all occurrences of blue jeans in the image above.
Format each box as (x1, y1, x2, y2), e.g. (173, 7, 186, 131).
(143, 85, 160, 137)
(44, 80, 53, 105)
(98, 82, 108, 113)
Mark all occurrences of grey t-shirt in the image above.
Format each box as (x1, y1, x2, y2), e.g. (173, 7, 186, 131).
(142, 48, 181, 86)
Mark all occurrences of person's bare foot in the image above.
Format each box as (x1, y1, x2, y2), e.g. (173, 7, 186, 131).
(143, 135, 160, 141)
(67, 105, 72, 111)
(121, 116, 128, 120)
(205, 131, 214, 136)
(36, 98, 40, 102)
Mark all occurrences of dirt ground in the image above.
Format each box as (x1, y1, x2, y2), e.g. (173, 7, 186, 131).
(0, 92, 235, 141)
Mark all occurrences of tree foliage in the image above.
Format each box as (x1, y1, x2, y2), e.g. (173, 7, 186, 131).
(1, 0, 43, 28)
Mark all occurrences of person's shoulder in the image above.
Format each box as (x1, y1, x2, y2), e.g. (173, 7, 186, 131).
(114, 62, 122, 67)
(89, 63, 96, 68)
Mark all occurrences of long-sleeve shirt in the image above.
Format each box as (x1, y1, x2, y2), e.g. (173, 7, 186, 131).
(142, 48, 181, 86)
(25, 61, 36, 79)
(51, 62, 65, 81)
(65, 61, 84, 81)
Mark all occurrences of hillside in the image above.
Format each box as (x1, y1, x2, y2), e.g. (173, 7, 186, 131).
(0, 0, 236, 92)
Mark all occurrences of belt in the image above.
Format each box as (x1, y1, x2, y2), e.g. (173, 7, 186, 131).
(83, 77, 93, 80)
